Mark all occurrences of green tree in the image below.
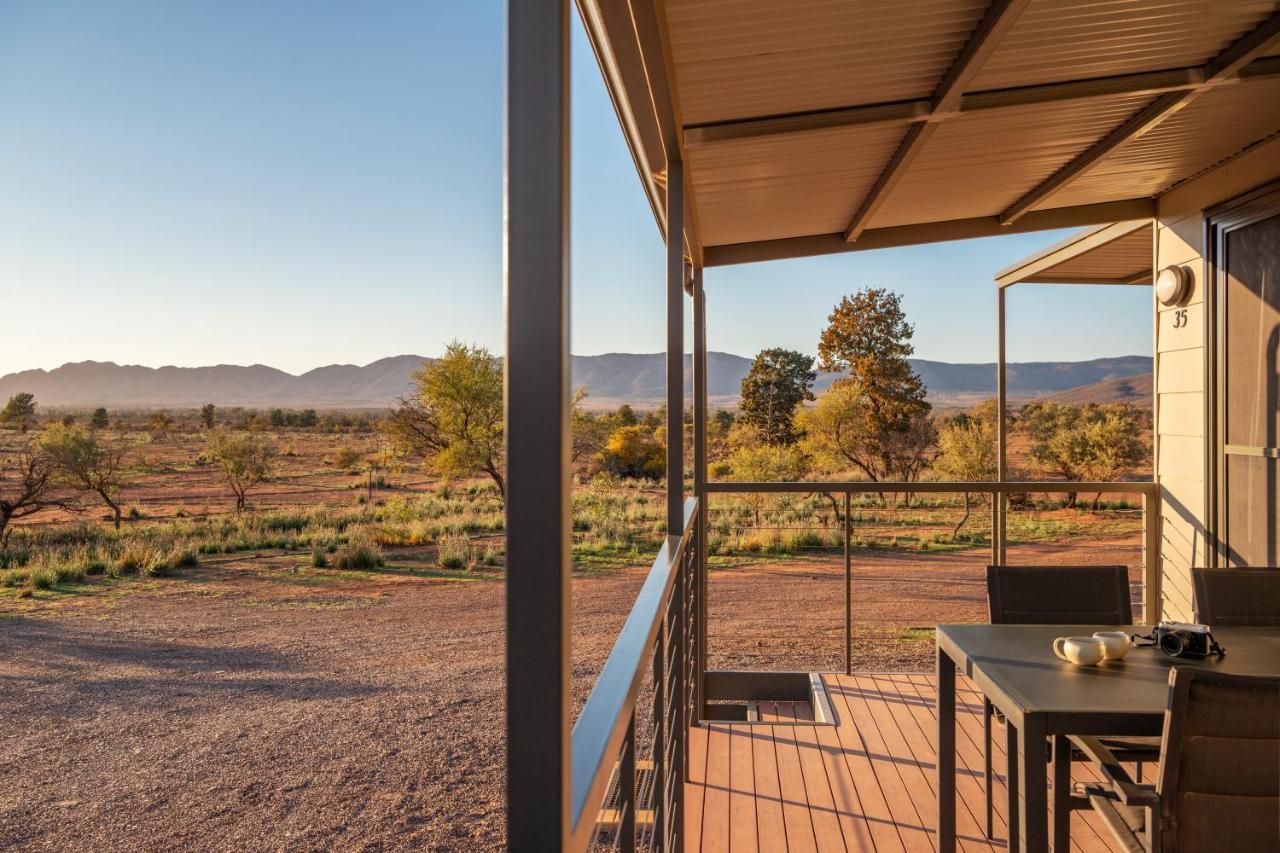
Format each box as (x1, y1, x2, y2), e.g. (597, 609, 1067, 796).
(201, 403, 216, 429)
(205, 429, 274, 511)
(383, 342, 505, 500)
(90, 408, 110, 430)
(815, 288, 934, 489)
(727, 444, 810, 526)
(0, 393, 37, 433)
(934, 416, 996, 538)
(1021, 402, 1149, 507)
(148, 410, 175, 438)
(40, 423, 128, 529)
(739, 348, 816, 445)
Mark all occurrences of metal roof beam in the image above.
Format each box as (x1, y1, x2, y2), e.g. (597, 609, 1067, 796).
(999, 12, 1280, 225)
(843, 0, 1030, 243)
(683, 56, 1280, 147)
(703, 198, 1155, 267)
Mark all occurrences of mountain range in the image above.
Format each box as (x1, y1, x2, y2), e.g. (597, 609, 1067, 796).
(0, 354, 1152, 410)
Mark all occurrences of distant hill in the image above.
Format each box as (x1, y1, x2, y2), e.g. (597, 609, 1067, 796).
(1041, 372, 1153, 407)
(0, 353, 1152, 410)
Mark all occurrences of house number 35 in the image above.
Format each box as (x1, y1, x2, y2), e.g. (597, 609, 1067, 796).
(1172, 309, 1188, 329)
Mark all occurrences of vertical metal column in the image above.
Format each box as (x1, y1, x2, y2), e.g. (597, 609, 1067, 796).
(692, 267, 707, 719)
(504, 1, 571, 849)
(844, 491, 852, 676)
(666, 162, 685, 537)
(995, 286, 1008, 565)
(619, 714, 636, 853)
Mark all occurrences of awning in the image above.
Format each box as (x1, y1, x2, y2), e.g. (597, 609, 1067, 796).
(994, 219, 1154, 288)
(579, 1, 1280, 267)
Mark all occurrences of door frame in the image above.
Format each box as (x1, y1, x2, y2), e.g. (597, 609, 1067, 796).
(1206, 179, 1280, 568)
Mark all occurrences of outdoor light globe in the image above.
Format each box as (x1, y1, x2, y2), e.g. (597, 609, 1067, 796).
(1156, 265, 1192, 306)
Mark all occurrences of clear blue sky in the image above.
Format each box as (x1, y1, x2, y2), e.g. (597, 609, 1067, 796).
(0, 1, 1151, 377)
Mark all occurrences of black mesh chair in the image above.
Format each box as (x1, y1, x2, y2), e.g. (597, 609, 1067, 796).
(1192, 567, 1280, 626)
(982, 565, 1161, 840)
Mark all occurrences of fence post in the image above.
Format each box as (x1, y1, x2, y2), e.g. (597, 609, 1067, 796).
(651, 623, 665, 849)
(1142, 489, 1162, 624)
(619, 713, 635, 853)
(844, 491, 852, 676)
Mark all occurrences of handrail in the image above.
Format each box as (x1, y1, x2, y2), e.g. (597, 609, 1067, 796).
(705, 479, 1157, 494)
(568, 496, 698, 851)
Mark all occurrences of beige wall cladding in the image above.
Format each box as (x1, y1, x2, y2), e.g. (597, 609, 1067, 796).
(1156, 302, 1204, 352)
(970, 0, 1279, 92)
(1156, 347, 1204, 393)
(1157, 392, 1205, 437)
(1159, 507, 1206, 622)
(666, 0, 988, 126)
(1158, 434, 1206, 482)
(867, 94, 1154, 229)
(688, 122, 904, 246)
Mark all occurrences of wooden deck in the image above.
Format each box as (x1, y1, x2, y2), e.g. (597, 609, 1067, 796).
(686, 673, 1124, 852)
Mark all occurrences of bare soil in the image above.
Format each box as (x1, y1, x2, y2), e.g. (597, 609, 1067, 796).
(1, 541, 1140, 851)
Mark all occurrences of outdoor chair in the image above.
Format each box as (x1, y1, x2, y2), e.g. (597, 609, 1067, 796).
(1192, 567, 1280, 626)
(1072, 668, 1280, 852)
(981, 565, 1161, 840)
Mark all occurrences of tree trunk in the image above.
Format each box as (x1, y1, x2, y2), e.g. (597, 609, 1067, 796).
(0, 508, 11, 546)
(1066, 491, 1078, 508)
(111, 502, 121, 530)
(952, 492, 971, 541)
(1090, 492, 1103, 511)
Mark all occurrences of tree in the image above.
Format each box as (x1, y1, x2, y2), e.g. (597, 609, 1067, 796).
(727, 444, 809, 526)
(0, 445, 74, 544)
(383, 342, 505, 500)
(600, 425, 665, 479)
(571, 387, 610, 466)
(739, 348, 816, 445)
(205, 429, 274, 511)
(934, 416, 996, 538)
(1021, 402, 1149, 507)
(90, 408, 110, 430)
(1, 393, 37, 433)
(40, 423, 128, 529)
(201, 404, 216, 429)
(814, 288, 934, 494)
(148, 410, 175, 438)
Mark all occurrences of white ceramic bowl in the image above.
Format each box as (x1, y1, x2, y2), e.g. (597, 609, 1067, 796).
(1053, 635, 1106, 666)
(1092, 631, 1132, 660)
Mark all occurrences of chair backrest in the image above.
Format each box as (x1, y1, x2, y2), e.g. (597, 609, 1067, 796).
(1156, 668, 1280, 852)
(986, 565, 1132, 625)
(1191, 567, 1280, 626)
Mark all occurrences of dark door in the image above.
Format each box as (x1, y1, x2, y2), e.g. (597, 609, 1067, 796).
(1214, 185, 1280, 567)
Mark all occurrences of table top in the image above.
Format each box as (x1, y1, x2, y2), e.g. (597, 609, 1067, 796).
(937, 624, 1280, 733)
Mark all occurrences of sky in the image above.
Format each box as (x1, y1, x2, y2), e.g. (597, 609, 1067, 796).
(0, 1, 1153, 377)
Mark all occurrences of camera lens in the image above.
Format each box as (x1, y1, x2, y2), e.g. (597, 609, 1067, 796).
(1160, 631, 1186, 657)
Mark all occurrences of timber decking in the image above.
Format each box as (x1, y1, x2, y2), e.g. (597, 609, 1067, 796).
(686, 673, 1124, 852)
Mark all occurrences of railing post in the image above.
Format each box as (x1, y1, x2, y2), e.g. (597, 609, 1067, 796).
(1142, 489, 1162, 624)
(692, 268, 707, 721)
(619, 713, 635, 853)
(504, 0, 571, 849)
(651, 622, 665, 849)
(844, 491, 852, 676)
(996, 286, 1008, 564)
(666, 163, 685, 537)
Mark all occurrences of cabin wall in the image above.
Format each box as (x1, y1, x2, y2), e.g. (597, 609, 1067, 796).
(1154, 136, 1280, 622)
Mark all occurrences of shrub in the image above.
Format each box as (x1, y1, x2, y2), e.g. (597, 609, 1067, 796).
(127, 505, 145, 520)
(335, 539, 383, 570)
(437, 535, 473, 570)
(310, 549, 329, 568)
(333, 446, 363, 469)
(28, 567, 57, 590)
(1, 569, 28, 588)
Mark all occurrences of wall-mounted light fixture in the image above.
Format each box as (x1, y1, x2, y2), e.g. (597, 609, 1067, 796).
(1155, 265, 1193, 306)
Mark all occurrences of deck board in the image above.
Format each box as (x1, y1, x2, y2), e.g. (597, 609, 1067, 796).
(684, 673, 1128, 851)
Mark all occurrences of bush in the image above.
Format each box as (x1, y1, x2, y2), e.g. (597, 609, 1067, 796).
(333, 446, 363, 469)
(437, 535, 473, 570)
(28, 567, 57, 590)
(335, 539, 383, 570)
(310, 548, 329, 568)
(1, 569, 28, 588)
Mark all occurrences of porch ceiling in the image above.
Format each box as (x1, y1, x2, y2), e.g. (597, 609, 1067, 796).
(995, 219, 1154, 288)
(578, 0, 1280, 266)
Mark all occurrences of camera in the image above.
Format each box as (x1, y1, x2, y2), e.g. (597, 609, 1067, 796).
(1136, 622, 1226, 658)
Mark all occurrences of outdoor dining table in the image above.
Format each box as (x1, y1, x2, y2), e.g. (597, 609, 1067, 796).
(935, 624, 1280, 853)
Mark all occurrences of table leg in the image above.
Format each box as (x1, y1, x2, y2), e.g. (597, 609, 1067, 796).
(1052, 735, 1071, 851)
(1017, 713, 1048, 852)
(1005, 718, 1018, 848)
(936, 645, 956, 853)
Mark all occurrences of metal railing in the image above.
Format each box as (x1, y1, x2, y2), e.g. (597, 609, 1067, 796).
(571, 497, 699, 852)
(704, 480, 1161, 673)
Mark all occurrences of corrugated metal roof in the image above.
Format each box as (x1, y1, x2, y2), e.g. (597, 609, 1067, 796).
(996, 220, 1154, 287)
(868, 94, 1155, 229)
(667, 0, 989, 126)
(1037, 76, 1280, 209)
(971, 0, 1279, 91)
(688, 122, 905, 245)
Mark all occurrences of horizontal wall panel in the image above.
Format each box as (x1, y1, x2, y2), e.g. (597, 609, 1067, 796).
(1156, 347, 1204, 393)
(1157, 301, 1204, 352)
(1157, 391, 1205, 437)
(1159, 434, 1206, 482)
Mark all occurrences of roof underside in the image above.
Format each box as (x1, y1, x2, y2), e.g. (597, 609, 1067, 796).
(995, 219, 1154, 287)
(579, 0, 1280, 266)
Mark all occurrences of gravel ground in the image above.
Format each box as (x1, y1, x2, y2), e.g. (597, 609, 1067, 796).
(0, 539, 1139, 851)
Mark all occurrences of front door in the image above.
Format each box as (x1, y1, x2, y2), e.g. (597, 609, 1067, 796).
(1213, 183, 1280, 567)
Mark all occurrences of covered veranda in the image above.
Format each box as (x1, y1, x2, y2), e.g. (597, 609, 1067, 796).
(503, 1, 1280, 851)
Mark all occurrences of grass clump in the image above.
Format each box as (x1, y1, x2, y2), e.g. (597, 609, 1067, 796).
(334, 538, 383, 570)
(436, 535, 474, 571)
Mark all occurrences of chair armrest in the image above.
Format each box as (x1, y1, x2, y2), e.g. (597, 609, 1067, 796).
(1069, 735, 1160, 807)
